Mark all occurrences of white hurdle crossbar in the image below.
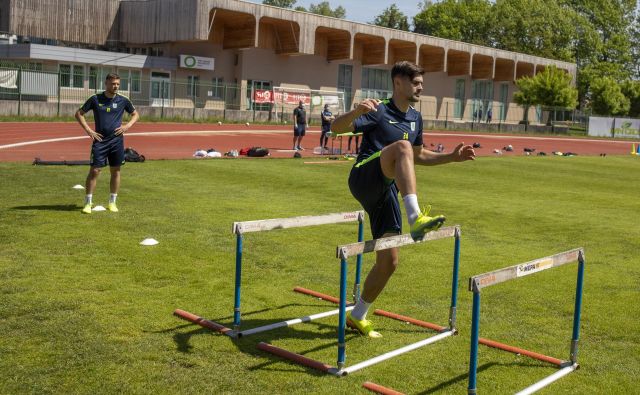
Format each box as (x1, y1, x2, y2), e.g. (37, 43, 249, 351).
(467, 248, 586, 394)
(174, 211, 365, 338)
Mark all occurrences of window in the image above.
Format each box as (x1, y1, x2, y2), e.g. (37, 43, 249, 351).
(211, 77, 224, 99)
(59, 64, 85, 88)
(131, 70, 141, 92)
(119, 69, 130, 91)
(59, 64, 71, 87)
(89, 66, 114, 90)
(361, 67, 391, 100)
(187, 75, 200, 97)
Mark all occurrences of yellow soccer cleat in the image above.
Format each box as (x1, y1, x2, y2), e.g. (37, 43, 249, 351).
(81, 204, 92, 214)
(346, 312, 383, 338)
(410, 205, 446, 241)
(107, 203, 119, 212)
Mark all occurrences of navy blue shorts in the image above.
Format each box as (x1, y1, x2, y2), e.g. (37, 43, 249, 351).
(348, 154, 401, 239)
(90, 137, 125, 168)
(294, 125, 306, 136)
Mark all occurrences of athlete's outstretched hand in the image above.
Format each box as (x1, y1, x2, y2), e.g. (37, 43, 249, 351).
(355, 99, 381, 115)
(451, 142, 475, 162)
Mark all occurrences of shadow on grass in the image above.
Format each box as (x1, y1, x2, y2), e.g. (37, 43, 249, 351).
(12, 204, 80, 211)
(416, 361, 557, 394)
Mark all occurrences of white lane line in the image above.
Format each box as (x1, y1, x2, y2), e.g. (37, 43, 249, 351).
(427, 132, 632, 144)
(0, 130, 286, 150)
(1, 129, 632, 150)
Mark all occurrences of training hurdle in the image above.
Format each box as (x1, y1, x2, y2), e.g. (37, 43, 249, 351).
(174, 211, 365, 338)
(259, 226, 461, 376)
(467, 248, 586, 395)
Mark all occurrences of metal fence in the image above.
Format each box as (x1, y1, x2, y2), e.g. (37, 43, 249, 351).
(0, 66, 588, 131)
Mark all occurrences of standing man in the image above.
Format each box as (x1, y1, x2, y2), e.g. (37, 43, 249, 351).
(331, 61, 475, 337)
(292, 100, 307, 151)
(320, 103, 334, 151)
(75, 73, 139, 214)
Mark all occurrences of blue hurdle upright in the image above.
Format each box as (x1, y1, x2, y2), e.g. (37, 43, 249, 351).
(174, 211, 365, 338)
(467, 248, 586, 395)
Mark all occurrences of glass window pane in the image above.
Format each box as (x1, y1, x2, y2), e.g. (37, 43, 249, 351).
(131, 71, 140, 92)
(59, 64, 70, 87)
(72, 65, 84, 88)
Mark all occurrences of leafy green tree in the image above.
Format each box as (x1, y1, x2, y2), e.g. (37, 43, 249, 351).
(262, 0, 297, 8)
(590, 77, 630, 115)
(295, 6, 307, 11)
(372, 4, 410, 31)
(565, 0, 635, 104)
(630, 11, 640, 79)
(514, 66, 578, 123)
(413, 0, 494, 46)
(308, 2, 346, 18)
(621, 80, 640, 117)
(490, 0, 579, 62)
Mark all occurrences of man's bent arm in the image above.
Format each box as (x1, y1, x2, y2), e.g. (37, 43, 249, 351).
(331, 99, 379, 133)
(413, 143, 475, 166)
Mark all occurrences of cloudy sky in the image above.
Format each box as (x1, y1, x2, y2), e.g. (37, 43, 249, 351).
(246, 1, 425, 24)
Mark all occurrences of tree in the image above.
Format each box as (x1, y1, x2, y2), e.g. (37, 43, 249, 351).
(564, 0, 635, 105)
(630, 11, 640, 79)
(413, 0, 494, 46)
(308, 2, 346, 18)
(514, 66, 578, 123)
(262, 0, 297, 8)
(590, 77, 630, 115)
(621, 80, 640, 117)
(490, 0, 579, 62)
(372, 4, 410, 31)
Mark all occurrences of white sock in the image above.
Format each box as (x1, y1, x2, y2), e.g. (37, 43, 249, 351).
(109, 193, 117, 204)
(84, 194, 92, 205)
(403, 194, 420, 225)
(351, 297, 372, 321)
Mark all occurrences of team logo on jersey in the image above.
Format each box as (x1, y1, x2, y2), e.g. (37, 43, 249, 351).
(106, 107, 111, 113)
(403, 132, 409, 140)
(410, 122, 416, 131)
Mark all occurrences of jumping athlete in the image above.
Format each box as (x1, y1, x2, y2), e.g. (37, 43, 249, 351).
(75, 73, 139, 214)
(331, 61, 475, 337)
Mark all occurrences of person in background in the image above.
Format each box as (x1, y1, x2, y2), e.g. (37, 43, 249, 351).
(292, 100, 307, 151)
(75, 72, 139, 214)
(320, 103, 334, 151)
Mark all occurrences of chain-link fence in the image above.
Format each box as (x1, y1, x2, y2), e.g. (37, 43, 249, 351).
(0, 66, 589, 131)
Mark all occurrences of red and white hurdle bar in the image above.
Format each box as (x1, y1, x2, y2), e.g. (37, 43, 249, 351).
(258, 226, 461, 376)
(174, 211, 365, 338)
(468, 248, 585, 394)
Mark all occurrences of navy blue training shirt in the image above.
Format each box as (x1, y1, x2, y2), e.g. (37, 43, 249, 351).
(80, 93, 136, 140)
(353, 98, 424, 164)
(321, 109, 333, 131)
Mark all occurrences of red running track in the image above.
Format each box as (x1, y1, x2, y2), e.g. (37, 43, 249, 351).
(0, 122, 635, 162)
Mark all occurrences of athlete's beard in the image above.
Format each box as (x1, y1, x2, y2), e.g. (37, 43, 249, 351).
(408, 93, 419, 103)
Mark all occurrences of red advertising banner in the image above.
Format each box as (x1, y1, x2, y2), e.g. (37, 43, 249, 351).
(254, 89, 311, 105)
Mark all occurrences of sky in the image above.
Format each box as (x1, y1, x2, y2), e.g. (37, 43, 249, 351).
(246, 1, 424, 25)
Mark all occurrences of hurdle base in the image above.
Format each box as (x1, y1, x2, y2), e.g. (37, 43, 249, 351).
(363, 381, 405, 395)
(514, 363, 578, 395)
(257, 329, 455, 377)
(173, 309, 235, 336)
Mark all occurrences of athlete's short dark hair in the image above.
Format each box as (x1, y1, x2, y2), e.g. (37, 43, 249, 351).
(391, 61, 424, 82)
(105, 73, 120, 81)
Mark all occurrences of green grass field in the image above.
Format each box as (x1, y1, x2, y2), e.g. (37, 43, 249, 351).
(1, 156, 639, 394)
